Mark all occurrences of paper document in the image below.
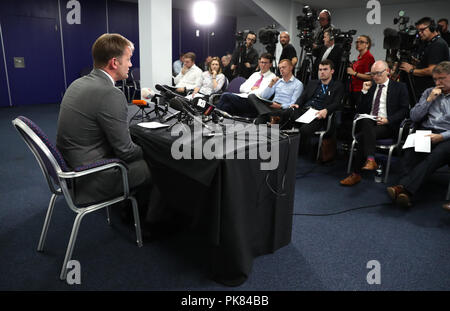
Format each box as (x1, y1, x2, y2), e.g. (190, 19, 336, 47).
(235, 93, 248, 98)
(356, 114, 377, 121)
(402, 133, 416, 149)
(137, 122, 170, 129)
(402, 131, 432, 153)
(295, 107, 319, 124)
(414, 130, 431, 153)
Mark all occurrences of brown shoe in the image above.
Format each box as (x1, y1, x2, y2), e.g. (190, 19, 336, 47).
(386, 185, 405, 201)
(340, 173, 362, 186)
(270, 116, 281, 125)
(362, 159, 378, 170)
(396, 192, 412, 207)
(443, 202, 450, 211)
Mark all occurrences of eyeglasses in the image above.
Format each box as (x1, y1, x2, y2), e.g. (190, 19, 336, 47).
(417, 26, 429, 33)
(369, 69, 386, 76)
(355, 40, 368, 44)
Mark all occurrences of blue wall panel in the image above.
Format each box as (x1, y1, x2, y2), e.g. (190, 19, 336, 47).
(173, 8, 236, 66)
(60, 0, 108, 86)
(0, 23, 10, 107)
(108, 0, 140, 70)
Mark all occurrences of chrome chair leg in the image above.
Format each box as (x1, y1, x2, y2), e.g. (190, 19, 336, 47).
(60, 211, 86, 280)
(316, 133, 325, 162)
(37, 193, 58, 252)
(130, 196, 143, 247)
(106, 206, 111, 225)
(347, 139, 356, 174)
(384, 146, 395, 183)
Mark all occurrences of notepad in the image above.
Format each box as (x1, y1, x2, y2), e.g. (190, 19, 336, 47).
(137, 122, 170, 129)
(295, 107, 319, 124)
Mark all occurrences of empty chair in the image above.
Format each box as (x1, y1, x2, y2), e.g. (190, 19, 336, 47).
(12, 116, 143, 280)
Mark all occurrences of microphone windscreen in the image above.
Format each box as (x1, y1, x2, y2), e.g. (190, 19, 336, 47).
(132, 100, 147, 106)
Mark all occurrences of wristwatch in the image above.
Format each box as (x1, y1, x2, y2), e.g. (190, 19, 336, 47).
(409, 68, 414, 75)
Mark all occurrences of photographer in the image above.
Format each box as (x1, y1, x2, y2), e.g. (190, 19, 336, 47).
(230, 31, 259, 79)
(399, 17, 449, 100)
(278, 32, 298, 74)
(312, 9, 334, 58)
(312, 28, 343, 80)
(438, 18, 450, 46)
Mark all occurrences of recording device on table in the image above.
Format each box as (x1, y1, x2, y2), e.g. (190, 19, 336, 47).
(383, 10, 420, 102)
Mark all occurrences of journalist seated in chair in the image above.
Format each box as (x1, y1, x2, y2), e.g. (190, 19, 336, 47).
(187, 56, 225, 100)
(387, 61, 450, 207)
(340, 60, 409, 186)
(275, 59, 344, 158)
(56, 33, 152, 223)
(173, 52, 203, 95)
(249, 59, 303, 120)
(216, 53, 276, 117)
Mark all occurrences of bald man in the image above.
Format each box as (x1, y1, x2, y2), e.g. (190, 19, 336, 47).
(340, 60, 410, 186)
(278, 32, 298, 75)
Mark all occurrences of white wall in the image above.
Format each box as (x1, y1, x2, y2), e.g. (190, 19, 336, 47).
(331, 0, 450, 61)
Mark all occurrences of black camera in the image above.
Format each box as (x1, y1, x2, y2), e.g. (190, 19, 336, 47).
(296, 6, 317, 31)
(235, 31, 246, 43)
(333, 28, 357, 53)
(258, 25, 280, 46)
(296, 6, 318, 52)
(384, 11, 419, 63)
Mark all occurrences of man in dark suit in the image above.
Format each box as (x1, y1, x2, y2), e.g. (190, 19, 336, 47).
(286, 59, 344, 157)
(312, 29, 343, 81)
(340, 60, 409, 186)
(57, 33, 151, 211)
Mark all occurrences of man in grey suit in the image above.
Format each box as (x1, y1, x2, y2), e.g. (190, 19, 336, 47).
(57, 33, 151, 211)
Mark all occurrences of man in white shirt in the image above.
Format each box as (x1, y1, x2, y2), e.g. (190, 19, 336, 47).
(216, 53, 276, 117)
(312, 29, 343, 80)
(173, 52, 202, 95)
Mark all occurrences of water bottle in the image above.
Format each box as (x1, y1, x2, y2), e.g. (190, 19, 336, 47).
(374, 163, 383, 183)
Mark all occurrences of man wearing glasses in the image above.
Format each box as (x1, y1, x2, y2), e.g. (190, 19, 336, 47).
(340, 60, 409, 186)
(217, 53, 276, 116)
(387, 61, 450, 208)
(230, 31, 259, 79)
(399, 17, 449, 102)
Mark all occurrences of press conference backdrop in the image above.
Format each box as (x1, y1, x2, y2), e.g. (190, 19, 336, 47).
(0, 0, 236, 107)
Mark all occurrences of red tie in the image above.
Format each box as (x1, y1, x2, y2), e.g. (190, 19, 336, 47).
(253, 74, 264, 88)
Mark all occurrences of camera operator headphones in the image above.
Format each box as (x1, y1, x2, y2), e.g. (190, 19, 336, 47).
(428, 19, 437, 32)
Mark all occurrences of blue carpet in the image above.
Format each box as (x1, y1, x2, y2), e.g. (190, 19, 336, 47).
(1, 103, 449, 291)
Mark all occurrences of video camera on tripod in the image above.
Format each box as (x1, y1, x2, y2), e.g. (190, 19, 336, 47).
(296, 5, 318, 53)
(384, 11, 420, 72)
(258, 25, 280, 57)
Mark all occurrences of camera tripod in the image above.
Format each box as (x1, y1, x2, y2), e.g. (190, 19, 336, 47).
(296, 48, 314, 84)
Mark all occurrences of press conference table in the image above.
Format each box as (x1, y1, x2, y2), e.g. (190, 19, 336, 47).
(130, 120, 299, 286)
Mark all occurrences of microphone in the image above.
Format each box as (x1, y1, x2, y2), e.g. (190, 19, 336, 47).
(213, 108, 233, 119)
